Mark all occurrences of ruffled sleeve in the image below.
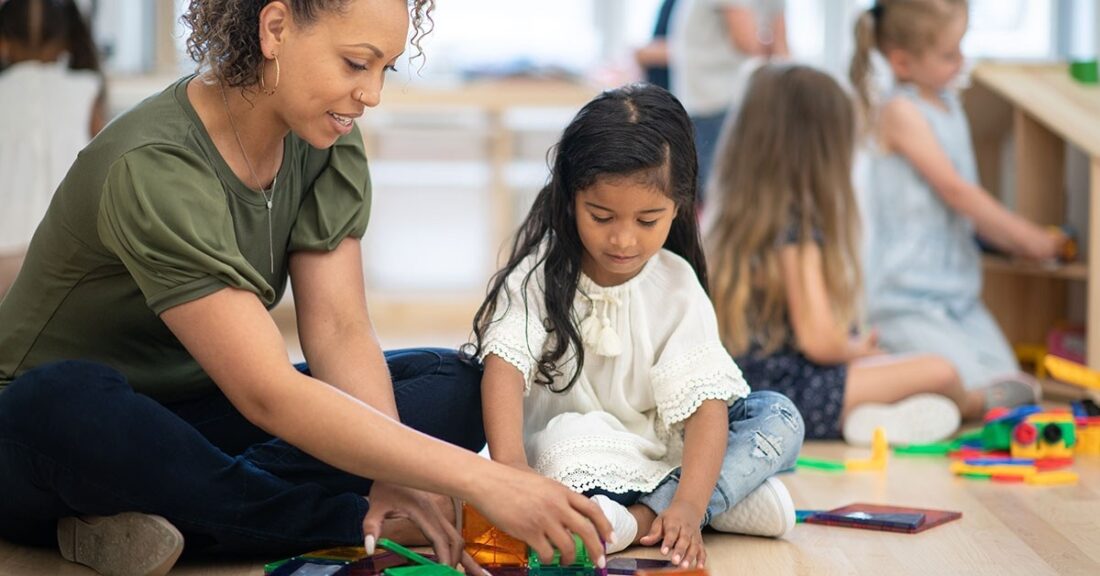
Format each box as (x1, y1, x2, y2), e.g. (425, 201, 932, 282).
(97, 144, 273, 314)
(290, 124, 371, 251)
(650, 281, 749, 428)
(478, 252, 549, 394)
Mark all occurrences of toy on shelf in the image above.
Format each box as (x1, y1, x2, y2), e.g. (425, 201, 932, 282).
(796, 427, 888, 472)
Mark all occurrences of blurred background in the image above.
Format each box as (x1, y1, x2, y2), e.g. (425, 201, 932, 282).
(9, 0, 1100, 351)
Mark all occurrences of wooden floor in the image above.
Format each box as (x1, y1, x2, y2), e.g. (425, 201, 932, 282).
(4, 314, 1099, 575)
(3, 436, 1098, 576)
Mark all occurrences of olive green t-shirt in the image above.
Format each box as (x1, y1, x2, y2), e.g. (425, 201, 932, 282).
(0, 76, 371, 402)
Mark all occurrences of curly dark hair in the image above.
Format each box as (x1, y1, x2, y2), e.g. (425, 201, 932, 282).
(181, 0, 434, 88)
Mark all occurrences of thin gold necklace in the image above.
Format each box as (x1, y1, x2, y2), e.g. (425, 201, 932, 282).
(219, 82, 276, 274)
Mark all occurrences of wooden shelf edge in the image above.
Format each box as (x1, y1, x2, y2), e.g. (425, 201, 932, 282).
(981, 255, 1088, 280)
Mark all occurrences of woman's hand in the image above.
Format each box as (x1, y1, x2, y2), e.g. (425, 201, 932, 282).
(466, 465, 612, 568)
(362, 481, 481, 575)
(638, 499, 706, 568)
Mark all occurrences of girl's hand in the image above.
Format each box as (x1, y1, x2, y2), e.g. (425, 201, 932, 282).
(468, 465, 612, 568)
(1020, 226, 1068, 261)
(1042, 228, 1070, 262)
(362, 481, 481, 575)
(849, 329, 883, 359)
(638, 500, 707, 568)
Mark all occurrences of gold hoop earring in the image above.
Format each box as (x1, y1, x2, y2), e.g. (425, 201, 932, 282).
(260, 54, 281, 96)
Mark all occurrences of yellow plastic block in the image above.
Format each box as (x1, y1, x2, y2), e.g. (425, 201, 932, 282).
(950, 462, 1037, 477)
(1044, 355, 1100, 391)
(1076, 426, 1100, 455)
(1015, 344, 1048, 378)
(845, 428, 888, 471)
(1025, 470, 1079, 486)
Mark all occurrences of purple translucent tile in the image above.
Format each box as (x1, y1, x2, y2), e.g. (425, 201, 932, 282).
(605, 557, 672, 575)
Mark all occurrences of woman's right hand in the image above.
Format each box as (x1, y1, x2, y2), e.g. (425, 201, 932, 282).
(467, 464, 612, 568)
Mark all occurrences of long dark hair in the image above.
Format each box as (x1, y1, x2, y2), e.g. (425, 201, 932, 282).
(0, 0, 101, 73)
(468, 83, 706, 393)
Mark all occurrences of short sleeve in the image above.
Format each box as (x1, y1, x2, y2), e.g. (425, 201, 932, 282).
(478, 253, 549, 394)
(650, 282, 750, 428)
(97, 145, 273, 314)
(290, 124, 371, 252)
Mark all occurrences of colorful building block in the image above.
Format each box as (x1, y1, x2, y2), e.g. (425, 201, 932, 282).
(378, 539, 461, 576)
(462, 503, 529, 567)
(527, 535, 594, 576)
(844, 428, 888, 471)
(1011, 413, 1076, 459)
(1025, 470, 1079, 486)
(1076, 417, 1100, 455)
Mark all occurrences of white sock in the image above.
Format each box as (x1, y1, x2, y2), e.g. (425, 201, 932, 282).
(590, 495, 638, 554)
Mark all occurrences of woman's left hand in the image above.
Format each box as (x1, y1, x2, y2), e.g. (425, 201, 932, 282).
(638, 500, 706, 568)
(362, 481, 481, 574)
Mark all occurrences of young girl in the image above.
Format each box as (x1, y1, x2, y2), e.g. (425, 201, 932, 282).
(851, 0, 1064, 406)
(0, 0, 107, 298)
(707, 63, 1003, 446)
(469, 83, 804, 569)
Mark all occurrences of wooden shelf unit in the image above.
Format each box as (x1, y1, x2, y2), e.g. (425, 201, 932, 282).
(963, 62, 1100, 368)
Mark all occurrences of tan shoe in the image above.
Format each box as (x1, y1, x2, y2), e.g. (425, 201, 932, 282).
(57, 513, 183, 576)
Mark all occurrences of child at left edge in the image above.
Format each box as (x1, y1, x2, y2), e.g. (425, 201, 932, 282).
(465, 82, 805, 569)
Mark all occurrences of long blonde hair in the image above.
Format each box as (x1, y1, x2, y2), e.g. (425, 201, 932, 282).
(850, 0, 968, 125)
(707, 64, 859, 356)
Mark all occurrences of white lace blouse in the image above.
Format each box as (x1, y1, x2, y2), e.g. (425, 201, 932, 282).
(480, 247, 749, 493)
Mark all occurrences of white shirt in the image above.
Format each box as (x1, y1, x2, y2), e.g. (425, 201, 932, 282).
(0, 60, 100, 253)
(480, 247, 748, 493)
(669, 0, 785, 116)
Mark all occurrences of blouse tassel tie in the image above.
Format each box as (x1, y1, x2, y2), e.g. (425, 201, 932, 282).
(580, 292, 622, 357)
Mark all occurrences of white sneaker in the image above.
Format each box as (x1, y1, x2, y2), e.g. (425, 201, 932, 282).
(842, 393, 960, 447)
(590, 495, 638, 554)
(708, 477, 795, 538)
(984, 374, 1042, 411)
(57, 512, 183, 576)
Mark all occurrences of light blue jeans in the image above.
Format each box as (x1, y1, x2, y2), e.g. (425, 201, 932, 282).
(586, 390, 803, 525)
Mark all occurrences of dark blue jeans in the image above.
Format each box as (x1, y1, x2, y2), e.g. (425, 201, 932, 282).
(0, 348, 484, 555)
(691, 111, 728, 205)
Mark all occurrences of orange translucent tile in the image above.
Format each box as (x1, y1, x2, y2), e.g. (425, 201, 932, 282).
(461, 503, 528, 566)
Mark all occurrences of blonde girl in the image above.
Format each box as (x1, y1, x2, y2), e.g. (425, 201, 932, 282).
(708, 64, 978, 445)
(852, 0, 1063, 408)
